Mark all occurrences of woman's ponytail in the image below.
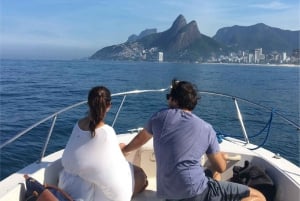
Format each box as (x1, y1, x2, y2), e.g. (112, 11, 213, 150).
(88, 86, 111, 137)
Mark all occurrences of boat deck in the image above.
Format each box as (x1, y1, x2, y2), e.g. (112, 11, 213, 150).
(0, 133, 299, 201)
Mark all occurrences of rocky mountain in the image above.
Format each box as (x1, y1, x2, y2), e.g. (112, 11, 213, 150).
(213, 23, 300, 53)
(90, 15, 227, 62)
(90, 15, 299, 62)
(127, 28, 157, 42)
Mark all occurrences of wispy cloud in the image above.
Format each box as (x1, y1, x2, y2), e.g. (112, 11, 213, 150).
(250, 1, 291, 10)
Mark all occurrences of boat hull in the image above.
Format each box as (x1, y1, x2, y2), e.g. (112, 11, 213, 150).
(1, 133, 299, 201)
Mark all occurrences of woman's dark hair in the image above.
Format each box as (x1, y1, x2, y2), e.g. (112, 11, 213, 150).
(88, 86, 111, 137)
(170, 79, 200, 110)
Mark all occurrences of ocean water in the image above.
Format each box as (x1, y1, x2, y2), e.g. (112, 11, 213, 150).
(0, 59, 299, 180)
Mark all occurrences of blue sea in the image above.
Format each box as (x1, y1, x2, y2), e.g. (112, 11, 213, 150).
(0, 59, 299, 180)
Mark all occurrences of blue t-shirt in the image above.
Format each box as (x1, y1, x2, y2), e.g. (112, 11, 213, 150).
(144, 108, 220, 199)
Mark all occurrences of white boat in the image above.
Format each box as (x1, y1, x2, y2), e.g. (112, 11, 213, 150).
(0, 88, 299, 201)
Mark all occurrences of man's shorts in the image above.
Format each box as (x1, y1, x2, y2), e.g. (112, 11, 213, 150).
(206, 178, 250, 201)
(166, 178, 250, 201)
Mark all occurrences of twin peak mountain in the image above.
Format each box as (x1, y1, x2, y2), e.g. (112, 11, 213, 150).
(90, 14, 299, 62)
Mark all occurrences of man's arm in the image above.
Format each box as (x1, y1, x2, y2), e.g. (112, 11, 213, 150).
(206, 152, 227, 173)
(122, 128, 152, 154)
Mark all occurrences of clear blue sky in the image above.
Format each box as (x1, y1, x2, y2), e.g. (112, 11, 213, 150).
(1, 0, 299, 60)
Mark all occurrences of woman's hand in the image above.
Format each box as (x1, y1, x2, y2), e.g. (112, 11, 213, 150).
(119, 143, 126, 149)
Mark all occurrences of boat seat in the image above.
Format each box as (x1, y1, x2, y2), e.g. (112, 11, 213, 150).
(131, 147, 163, 201)
(140, 149, 156, 179)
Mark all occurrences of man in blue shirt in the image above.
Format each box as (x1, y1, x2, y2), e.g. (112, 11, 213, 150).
(123, 79, 265, 201)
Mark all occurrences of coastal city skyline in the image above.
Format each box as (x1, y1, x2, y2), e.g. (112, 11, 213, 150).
(1, 0, 299, 60)
(207, 48, 299, 65)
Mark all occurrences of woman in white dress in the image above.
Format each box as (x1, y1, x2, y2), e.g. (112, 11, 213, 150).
(59, 86, 147, 201)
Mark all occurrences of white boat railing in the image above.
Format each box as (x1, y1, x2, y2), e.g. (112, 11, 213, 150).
(1, 88, 299, 163)
(0, 88, 168, 162)
(199, 91, 300, 144)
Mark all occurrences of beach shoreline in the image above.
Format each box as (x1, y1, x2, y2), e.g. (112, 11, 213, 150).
(202, 62, 300, 67)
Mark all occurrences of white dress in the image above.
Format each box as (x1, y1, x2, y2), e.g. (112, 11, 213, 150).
(59, 123, 134, 201)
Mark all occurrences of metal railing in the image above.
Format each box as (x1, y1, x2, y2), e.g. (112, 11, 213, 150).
(199, 91, 300, 130)
(1, 88, 299, 163)
(0, 88, 167, 162)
